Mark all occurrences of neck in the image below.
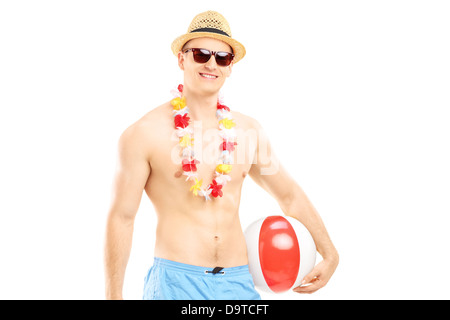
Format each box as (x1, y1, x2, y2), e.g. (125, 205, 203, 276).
(183, 85, 218, 121)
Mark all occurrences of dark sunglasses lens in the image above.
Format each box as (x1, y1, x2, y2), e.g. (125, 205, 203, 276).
(215, 52, 234, 66)
(192, 49, 212, 63)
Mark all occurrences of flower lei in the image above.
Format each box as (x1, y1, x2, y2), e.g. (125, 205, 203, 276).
(171, 84, 237, 200)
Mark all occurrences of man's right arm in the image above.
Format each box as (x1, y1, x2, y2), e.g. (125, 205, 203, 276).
(104, 124, 151, 300)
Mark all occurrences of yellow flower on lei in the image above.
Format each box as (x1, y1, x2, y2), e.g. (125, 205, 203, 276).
(219, 118, 236, 129)
(171, 97, 186, 110)
(190, 178, 203, 196)
(179, 134, 193, 147)
(216, 164, 232, 174)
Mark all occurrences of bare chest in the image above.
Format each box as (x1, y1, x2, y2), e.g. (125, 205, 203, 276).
(146, 122, 257, 195)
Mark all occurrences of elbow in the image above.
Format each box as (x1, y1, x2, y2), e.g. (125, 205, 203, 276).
(279, 183, 317, 224)
(278, 182, 303, 209)
(107, 206, 137, 227)
(278, 184, 302, 214)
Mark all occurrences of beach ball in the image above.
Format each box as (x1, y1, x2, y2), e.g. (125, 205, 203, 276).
(244, 215, 316, 293)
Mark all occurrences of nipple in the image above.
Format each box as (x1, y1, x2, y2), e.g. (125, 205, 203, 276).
(174, 171, 183, 178)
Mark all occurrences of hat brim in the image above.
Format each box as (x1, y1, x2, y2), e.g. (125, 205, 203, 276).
(171, 32, 246, 63)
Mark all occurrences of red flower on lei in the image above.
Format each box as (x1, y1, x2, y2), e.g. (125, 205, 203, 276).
(221, 141, 237, 152)
(182, 159, 199, 172)
(208, 179, 223, 198)
(174, 113, 190, 128)
(217, 103, 230, 112)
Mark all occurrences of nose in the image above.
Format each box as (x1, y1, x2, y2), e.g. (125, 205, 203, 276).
(204, 55, 218, 70)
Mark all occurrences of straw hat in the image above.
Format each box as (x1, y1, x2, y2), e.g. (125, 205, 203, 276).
(171, 11, 246, 63)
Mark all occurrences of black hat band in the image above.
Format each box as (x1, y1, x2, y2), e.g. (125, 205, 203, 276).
(190, 28, 230, 37)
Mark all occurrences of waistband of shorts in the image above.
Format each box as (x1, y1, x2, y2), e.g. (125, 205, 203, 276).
(152, 257, 250, 277)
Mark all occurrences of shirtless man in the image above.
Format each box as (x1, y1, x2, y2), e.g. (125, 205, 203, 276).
(104, 11, 338, 300)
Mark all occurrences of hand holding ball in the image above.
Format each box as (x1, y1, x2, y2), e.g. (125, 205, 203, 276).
(244, 216, 317, 293)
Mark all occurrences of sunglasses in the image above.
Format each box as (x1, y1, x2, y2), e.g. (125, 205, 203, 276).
(183, 48, 235, 67)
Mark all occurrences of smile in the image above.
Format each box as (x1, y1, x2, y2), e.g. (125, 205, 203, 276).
(199, 73, 218, 79)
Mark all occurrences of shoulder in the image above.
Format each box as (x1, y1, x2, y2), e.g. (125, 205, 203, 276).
(121, 101, 171, 136)
(118, 101, 172, 152)
(232, 110, 263, 131)
(232, 110, 267, 146)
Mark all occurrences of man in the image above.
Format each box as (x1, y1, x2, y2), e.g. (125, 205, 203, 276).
(104, 11, 338, 300)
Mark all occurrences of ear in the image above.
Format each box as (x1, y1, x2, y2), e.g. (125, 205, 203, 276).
(177, 52, 185, 71)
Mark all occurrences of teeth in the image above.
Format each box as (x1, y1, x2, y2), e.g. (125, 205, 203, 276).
(200, 73, 217, 79)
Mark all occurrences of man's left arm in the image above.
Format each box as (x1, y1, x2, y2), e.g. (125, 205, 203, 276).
(248, 120, 339, 294)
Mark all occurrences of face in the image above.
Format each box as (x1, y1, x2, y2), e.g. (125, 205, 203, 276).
(178, 37, 234, 96)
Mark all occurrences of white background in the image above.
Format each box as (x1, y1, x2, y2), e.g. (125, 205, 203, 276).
(1, 0, 449, 300)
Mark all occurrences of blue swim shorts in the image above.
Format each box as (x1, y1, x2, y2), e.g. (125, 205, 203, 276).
(143, 257, 261, 300)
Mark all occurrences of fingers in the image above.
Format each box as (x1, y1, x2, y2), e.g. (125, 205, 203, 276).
(292, 259, 337, 294)
(301, 272, 317, 286)
(292, 270, 324, 294)
(293, 278, 322, 294)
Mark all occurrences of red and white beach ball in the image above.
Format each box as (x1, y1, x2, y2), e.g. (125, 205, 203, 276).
(244, 215, 316, 293)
